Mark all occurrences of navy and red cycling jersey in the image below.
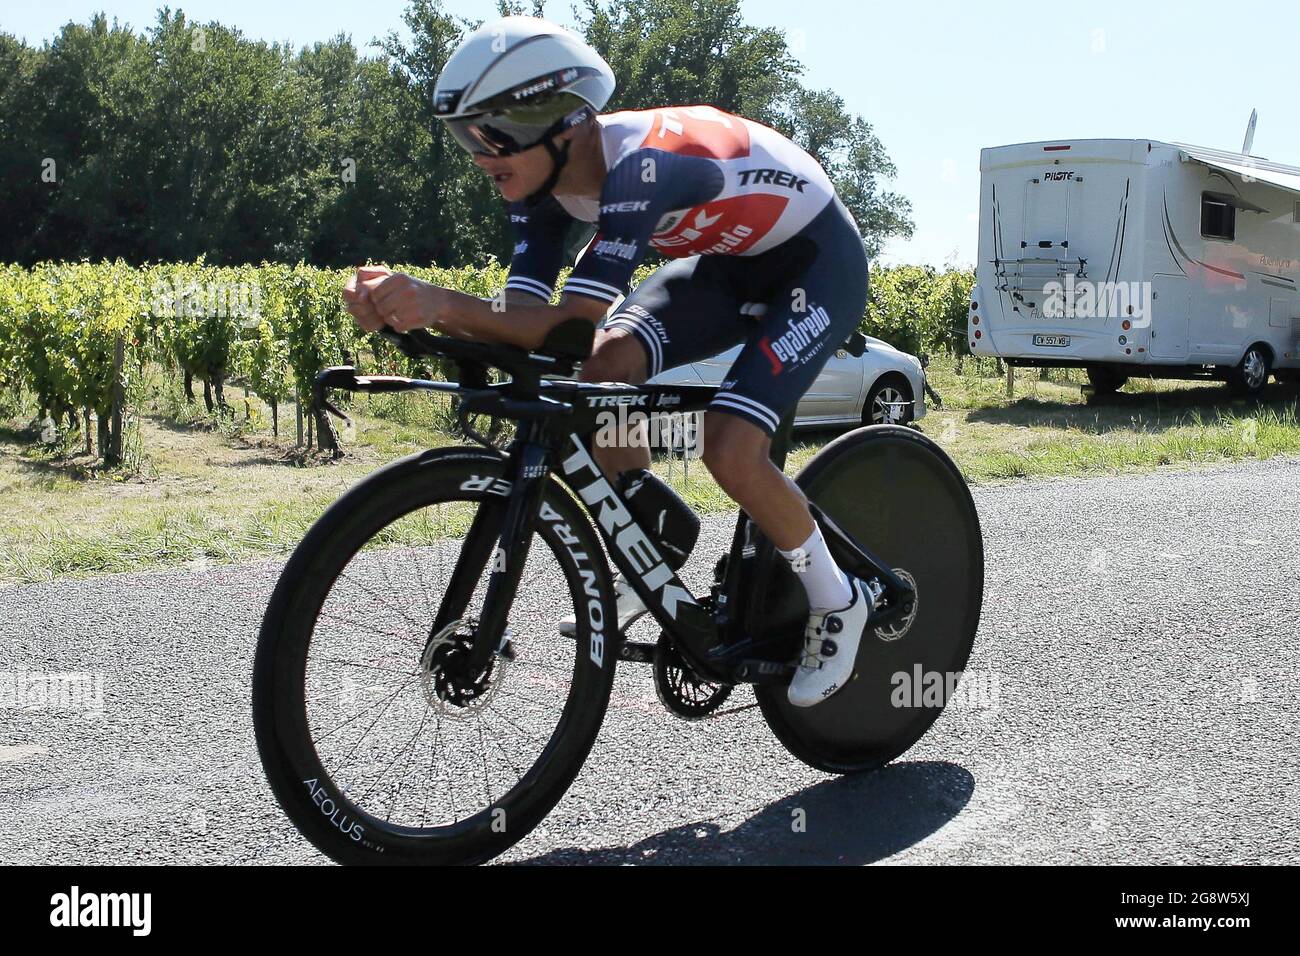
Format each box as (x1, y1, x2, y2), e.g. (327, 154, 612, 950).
(504, 105, 837, 306)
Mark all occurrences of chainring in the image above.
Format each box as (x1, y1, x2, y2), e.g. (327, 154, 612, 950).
(652, 632, 733, 720)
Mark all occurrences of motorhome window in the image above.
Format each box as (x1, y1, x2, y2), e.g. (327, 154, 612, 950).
(1201, 194, 1235, 240)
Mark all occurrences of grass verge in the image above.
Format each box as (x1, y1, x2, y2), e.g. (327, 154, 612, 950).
(1, 357, 1298, 583)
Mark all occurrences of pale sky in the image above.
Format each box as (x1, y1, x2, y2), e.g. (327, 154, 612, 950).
(6, 0, 1296, 267)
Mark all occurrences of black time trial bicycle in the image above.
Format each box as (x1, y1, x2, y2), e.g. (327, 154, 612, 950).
(252, 319, 984, 865)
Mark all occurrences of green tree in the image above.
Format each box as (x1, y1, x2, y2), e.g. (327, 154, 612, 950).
(22, 16, 154, 262)
(779, 88, 913, 259)
(139, 10, 321, 262)
(577, 0, 797, 127)
(0, 34, 46, 263)
(377, 0, 511, 267)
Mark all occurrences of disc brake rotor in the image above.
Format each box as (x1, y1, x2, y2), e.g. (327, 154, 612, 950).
(874, 568, 918, 642)
(419, 619, 510, 718)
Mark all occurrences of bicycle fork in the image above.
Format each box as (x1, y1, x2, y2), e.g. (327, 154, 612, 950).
(432, 437, 552, 681)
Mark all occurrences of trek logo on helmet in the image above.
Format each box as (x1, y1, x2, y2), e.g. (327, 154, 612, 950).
(511, 68, 578, 102)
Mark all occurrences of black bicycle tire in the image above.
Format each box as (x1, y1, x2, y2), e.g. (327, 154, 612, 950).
(754, 424, 984, 774)
(252, 446, 619, 865)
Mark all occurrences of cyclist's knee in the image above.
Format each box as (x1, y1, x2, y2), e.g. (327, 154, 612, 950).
(701, 414, 772, 493)
(580, 329, 647, 384)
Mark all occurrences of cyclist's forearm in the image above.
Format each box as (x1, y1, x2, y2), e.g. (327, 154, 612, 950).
(439, 288, 599, 349)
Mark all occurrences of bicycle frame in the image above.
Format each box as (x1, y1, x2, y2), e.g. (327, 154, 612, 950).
(314, 326, 915, 687)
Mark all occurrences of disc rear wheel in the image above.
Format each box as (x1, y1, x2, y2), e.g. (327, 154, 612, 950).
(755, 425, 984, 773)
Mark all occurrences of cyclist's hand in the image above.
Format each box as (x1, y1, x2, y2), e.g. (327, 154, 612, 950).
(343, 266, 392, 332)
(361, 271, 451, 335)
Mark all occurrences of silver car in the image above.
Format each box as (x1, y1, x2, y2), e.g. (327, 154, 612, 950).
(648, 334, 928, 429)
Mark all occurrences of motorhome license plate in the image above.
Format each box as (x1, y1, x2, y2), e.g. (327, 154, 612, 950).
(1033, 334, 1070, 347)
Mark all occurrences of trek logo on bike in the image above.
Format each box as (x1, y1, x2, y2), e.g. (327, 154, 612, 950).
(560, 436, 695, 620)
(586, 393, 648, 407)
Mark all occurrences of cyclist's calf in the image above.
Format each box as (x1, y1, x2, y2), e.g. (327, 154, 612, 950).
(700, 414, 771, 497)
(702, 413, 813, 551)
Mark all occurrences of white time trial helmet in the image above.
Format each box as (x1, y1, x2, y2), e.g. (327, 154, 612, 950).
(434, 16, 615, 158)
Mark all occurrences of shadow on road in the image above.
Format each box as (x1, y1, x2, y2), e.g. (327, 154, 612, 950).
(516, 759, 974, 865)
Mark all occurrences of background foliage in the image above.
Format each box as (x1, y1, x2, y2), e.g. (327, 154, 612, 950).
(0, 260, 973, 452)
(0, 0, 914, 267)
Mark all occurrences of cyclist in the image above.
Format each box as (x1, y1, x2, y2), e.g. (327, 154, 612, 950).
(343, 16, 871, 707)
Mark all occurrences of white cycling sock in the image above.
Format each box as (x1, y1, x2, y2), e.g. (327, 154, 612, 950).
(778, 524, 853, 610)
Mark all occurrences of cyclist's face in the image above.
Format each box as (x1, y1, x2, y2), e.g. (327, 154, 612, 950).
(473, 141, 553, 202)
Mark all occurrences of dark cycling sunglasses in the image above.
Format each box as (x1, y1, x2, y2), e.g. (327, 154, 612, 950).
(444, 114, 540, 157)
(439, 81, 597, 158)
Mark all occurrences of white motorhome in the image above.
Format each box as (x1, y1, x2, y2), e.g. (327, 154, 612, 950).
(969, 138, 1300, 395)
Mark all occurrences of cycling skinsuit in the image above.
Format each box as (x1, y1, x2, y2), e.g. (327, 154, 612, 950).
(506, 105, 869, 436)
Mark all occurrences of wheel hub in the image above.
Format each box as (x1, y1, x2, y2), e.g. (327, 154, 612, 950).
(419, 619, 507, 716)
(874, 388, 907, 424)
(874, 568, 918, 642)
(1244, 351, 1266, 389)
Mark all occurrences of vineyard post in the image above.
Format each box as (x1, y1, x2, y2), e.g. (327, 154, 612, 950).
(107, 334, 125, 467)
(295, 391, 303, 446)
(1006, 364, 1015, 398)
(84, 409, 92, 457)
(96, 410, 109, 461)
(313, 401, 338, 455)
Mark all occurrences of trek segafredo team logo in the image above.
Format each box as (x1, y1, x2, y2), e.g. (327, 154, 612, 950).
(759, 304, 832, 373)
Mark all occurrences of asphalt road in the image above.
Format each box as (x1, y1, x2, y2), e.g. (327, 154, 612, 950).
(2, 457, 1298, 865)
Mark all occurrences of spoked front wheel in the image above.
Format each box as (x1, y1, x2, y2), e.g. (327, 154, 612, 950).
(252, 448, 618, 864)
(755, 425, 984, 773)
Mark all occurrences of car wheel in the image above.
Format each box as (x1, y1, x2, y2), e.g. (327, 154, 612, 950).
(864, 374, 914, 426)
(1227, 344, 1271, 397)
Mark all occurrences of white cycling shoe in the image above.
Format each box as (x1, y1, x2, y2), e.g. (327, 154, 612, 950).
(558, 573, 648, 636)
(787, 577, 872, 708)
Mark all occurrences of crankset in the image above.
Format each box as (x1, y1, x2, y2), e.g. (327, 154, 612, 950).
(653, 632, 732, 720)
